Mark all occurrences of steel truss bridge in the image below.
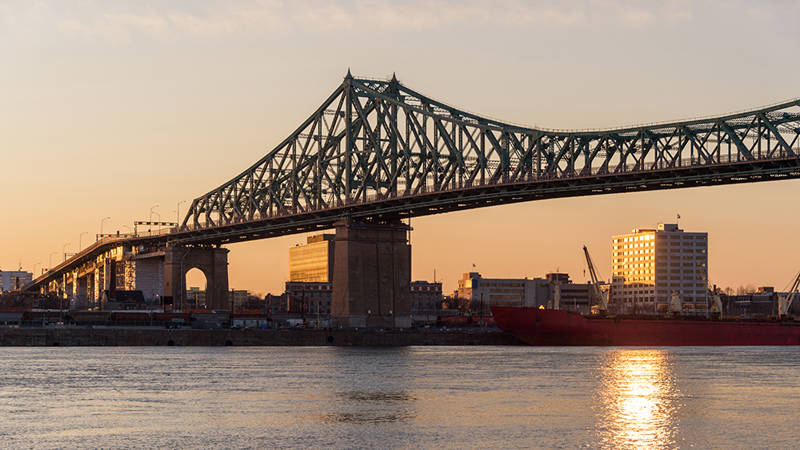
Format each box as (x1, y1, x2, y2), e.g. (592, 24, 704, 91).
(26, 73, 800, 291)
(176, 72, 800, 245)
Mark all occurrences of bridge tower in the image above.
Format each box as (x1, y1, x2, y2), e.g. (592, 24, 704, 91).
(331, 219, 412, 328)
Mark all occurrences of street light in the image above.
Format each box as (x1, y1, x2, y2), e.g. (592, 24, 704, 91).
(152, 211, 161, 234)
(149, 204, 159, 233)
(78, 232, 88, 251)
(176, 200, 187, 224)
(99, 216, 111, 240)
(63, 243, 71, 262)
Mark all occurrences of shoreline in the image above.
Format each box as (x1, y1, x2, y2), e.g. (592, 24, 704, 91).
(0, 327, 523, 347)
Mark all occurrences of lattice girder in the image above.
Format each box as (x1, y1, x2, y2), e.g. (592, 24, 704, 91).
(181, 74, 800, 232)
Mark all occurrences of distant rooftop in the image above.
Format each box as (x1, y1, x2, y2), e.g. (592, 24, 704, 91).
(306, 234, 334, 244)
(657, 223, 680, 232)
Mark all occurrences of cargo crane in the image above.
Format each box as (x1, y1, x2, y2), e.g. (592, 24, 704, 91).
(582, 245, 608, 314)
(779, 270, 800, 318)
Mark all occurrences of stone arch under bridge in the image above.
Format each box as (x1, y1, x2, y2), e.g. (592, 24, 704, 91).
(163, 246, 229, 310)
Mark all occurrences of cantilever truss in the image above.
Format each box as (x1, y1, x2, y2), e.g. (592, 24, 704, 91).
(180, 73, 800, 244)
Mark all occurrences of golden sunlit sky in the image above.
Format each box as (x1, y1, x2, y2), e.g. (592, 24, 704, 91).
(2, 1, 800, 295)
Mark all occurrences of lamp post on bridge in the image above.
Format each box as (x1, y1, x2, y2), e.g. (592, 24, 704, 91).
(99, 216, 111, 241)
(149, 205, 159, 234)
(176, 200, 187, 227)
(152, 212, 161, 234)
(62, 243, 71, 262)
(78, 232, 88, 252)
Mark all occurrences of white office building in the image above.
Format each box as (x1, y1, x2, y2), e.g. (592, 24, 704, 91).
(611, 223, 708, 314)
(0, 270, 33, 292)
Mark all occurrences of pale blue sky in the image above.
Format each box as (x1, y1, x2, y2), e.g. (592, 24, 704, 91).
(2, 1, 800, 293)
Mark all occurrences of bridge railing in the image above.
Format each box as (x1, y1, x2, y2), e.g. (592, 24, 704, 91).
(29, 234, 144, 288)
(130, 228, 175, 238)
(175, 151, 800, 235)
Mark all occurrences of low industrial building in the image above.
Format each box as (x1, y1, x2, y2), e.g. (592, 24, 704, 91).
(719, 287, 800, 318)
(229, 289, 250, 309)
(455, 272, 593, 314)
(186, 287, 206, 309)
(285, 281, 332, 315)
(410, 281, 443, 323)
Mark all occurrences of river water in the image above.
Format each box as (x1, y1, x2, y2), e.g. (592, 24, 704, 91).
(0, 346, 798, 448)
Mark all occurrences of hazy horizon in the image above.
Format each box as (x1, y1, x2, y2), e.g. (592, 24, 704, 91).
(3, 0, 800, 295)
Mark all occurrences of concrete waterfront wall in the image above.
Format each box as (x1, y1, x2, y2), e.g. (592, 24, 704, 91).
(0, 328, 523, 346)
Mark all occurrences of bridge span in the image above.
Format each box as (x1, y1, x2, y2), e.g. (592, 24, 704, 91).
(27, 73, 800, 326)
(177, 73, 800, 245)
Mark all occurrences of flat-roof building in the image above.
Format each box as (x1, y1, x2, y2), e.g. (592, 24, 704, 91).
(0, 270, 32, 292)
(410, 281, 443, 323)
(456, 272, 592, 314)
(284, 280, 442, 322)
(289, 234, 334, 282)
(186, 287, 206, 309)
(285, 281, 332, 315)
(230, 289, 250, 309)
(611, 223, 708, 314)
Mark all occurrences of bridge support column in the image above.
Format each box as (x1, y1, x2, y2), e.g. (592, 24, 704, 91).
(62, 273, 69, 300)
(92, 268, 100, 309)
(70, 270, 80, 304)
(331, 220, 412, 328)
(164, 246, 229, 311)
(75, 274, 88, 310)
(138, 259, 164, 302)
(86, 271, 96, 309)
(101, 258, 117, 309)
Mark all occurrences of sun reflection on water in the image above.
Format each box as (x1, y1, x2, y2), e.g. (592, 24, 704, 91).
(597, 349, 679, 449)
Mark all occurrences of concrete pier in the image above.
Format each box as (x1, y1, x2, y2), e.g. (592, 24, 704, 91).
(331, 220, 412, 328)
(164, 246, 230, 310)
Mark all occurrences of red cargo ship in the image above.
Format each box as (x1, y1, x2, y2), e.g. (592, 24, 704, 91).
(491, 306, 800, 346)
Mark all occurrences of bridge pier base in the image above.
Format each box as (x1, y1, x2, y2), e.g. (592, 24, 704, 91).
(164, 246, 229, 311)
(331, 220, 412, 328)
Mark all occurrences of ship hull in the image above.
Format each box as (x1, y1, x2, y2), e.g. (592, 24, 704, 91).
(491, 306, 800, 346)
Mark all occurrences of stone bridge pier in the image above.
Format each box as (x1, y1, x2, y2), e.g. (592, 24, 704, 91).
(163, 246, 230, 310)
(332, 219, 412, 328)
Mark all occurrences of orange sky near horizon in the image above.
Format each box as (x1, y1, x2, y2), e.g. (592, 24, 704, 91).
(2, 1, 800, 295)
